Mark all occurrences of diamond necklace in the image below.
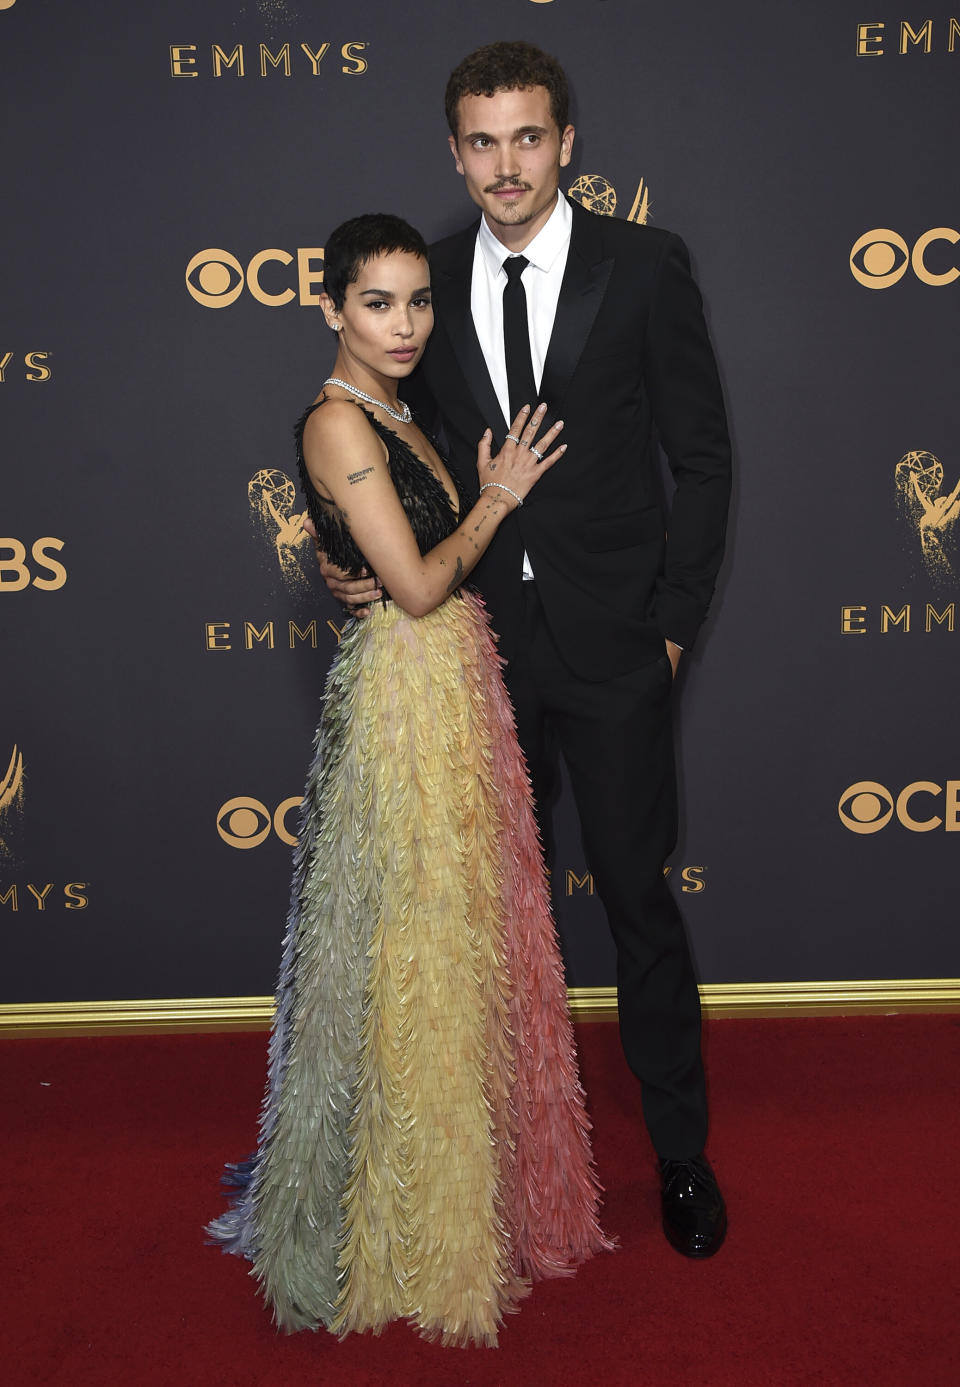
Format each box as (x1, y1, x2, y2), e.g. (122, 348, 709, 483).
(322, 377, 412, 424)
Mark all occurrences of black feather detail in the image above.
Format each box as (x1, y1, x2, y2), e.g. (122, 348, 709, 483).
(294, 401, 467, 602)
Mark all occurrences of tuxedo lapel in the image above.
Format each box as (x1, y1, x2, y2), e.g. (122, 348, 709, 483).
(430, 226, 507, 442)
(539, 201, 614, 424)
(429, 201, 614, 442)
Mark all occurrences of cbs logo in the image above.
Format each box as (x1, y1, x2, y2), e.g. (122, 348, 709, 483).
(838, 780, 960, 834)
(217, 795, 302, 849)
(186, 248, 324, 308)
(0, 539, 67, 591)
(850, 228, 959, 289)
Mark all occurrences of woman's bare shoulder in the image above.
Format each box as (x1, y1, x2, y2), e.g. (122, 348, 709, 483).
(301, 399, 383, 475)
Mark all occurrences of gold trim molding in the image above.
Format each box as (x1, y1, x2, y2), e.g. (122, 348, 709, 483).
(1, 979, 959, 1036)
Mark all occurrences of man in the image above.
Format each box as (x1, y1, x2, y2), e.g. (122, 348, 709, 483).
(321, 41, 731, 1257)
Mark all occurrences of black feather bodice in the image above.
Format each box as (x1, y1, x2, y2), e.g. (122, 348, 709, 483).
(294, 400, 465, 596)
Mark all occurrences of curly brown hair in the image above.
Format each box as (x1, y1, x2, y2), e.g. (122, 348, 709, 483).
(444, 40, 569, 139)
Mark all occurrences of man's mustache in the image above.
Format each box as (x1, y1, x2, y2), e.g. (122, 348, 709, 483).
(484, 180, 533, 193)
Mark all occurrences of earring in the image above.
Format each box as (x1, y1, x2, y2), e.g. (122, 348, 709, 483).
(332, 322, 342, 332)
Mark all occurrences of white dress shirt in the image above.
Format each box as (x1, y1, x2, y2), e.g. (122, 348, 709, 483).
(471, 192, 572, 580)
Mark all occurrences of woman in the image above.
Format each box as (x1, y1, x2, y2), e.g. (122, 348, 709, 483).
(207, 214, 613, 1347)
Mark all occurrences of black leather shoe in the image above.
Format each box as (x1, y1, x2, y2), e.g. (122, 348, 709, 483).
(660, 1154, 727, 1258)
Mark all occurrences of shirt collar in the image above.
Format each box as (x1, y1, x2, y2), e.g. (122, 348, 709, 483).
(477, 190, 572, 278)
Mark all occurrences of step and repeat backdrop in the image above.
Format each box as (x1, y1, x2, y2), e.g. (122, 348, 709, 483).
(1, 1, 957, 1004)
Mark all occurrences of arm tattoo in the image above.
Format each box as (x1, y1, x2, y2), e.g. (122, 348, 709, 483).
(347, 467, 374, 484)
(445, 555, 464, 593)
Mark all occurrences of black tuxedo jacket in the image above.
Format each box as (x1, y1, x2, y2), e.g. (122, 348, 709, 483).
(404, 197, 732, 680)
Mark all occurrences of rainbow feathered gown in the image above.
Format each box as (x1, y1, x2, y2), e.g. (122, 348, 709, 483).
(206, 404, 613, 1346)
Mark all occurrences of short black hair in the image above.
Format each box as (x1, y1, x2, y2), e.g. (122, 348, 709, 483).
(323, 213, 428, 310)
(444, 40, 569, 138)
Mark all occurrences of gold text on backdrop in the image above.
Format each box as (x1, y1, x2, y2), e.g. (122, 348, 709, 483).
(217, 797, 303, 849)
(566, 866, 707, 894)
(0, 884, 89, 911)
(0, 352, 52, 382)
(185, 249, 324, 308)
(841, 603, 956, 633)
(203, 620, 344, 651)
(856, 19, 960, 55)
(0, 540, 67, 592)
(838, 781, 960, 833)
(850, 228, 959, 287)
(169, 43, 369, 78)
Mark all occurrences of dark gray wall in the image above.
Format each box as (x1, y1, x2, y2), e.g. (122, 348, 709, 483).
(2, 1, 957, 1002)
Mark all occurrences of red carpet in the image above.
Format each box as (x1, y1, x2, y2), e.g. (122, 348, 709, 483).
(3, 1016, 958, 1386)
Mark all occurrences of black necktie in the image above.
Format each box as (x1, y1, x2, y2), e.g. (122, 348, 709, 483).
(502, 255, 537, 425)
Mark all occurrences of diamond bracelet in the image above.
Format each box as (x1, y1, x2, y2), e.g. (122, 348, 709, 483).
(479, 482, 523, 508)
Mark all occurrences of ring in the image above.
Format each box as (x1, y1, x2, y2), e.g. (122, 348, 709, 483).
(505, 433, 521, 444)
(529, 446, 544, 462)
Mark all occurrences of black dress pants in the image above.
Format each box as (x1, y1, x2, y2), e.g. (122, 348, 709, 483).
(504, 582, 708, 1160)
